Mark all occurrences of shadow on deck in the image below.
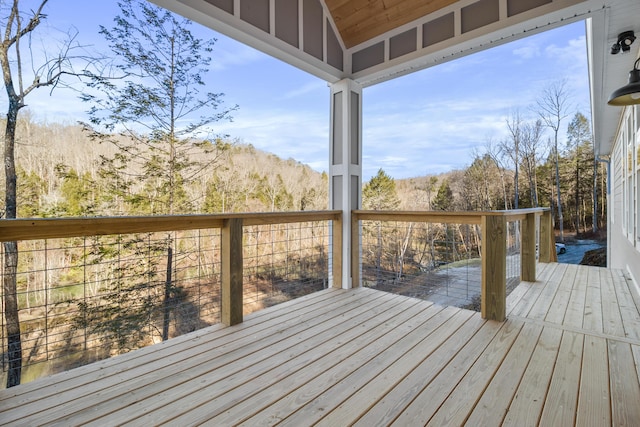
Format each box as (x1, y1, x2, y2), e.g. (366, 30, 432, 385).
(1, 263, 640, 426)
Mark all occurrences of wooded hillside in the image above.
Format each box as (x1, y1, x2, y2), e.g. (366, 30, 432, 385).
(2, 111, 605, 239)
(1, 116, 328, 218)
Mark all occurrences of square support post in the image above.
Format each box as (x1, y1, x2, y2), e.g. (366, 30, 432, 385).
(351, 213, 360, 287)
(482, 215, 507, 321)
(539, 210, 554, 263)
(521, 212, 537, 282)
(329, 79, 363, 288)
(222, 218, 243, 326)
(331, 215, 343, 288)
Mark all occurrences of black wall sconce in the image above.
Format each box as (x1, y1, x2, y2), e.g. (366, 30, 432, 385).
(608, 57, 640, 106)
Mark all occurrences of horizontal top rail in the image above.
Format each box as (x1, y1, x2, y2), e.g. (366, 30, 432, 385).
(0, 211, 342, 242)
(353, 208, 549, 224)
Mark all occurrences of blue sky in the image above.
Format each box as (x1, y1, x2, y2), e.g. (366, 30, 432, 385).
(4, 1, 590, 181)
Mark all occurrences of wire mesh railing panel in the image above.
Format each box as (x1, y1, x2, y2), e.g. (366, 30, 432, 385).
(506, 220, 522, 293)
(1, 229, 221, 387)
(242, 221, 330, 313)
(360, 221, 482, 309)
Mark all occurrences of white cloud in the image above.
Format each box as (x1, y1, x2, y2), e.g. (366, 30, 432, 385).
(280, 81, 328, 100)
(209, 40, 265, 70)
(213, 107, 329, 171)
(544, 36, 587, 64)
(512, 45, 541, 60)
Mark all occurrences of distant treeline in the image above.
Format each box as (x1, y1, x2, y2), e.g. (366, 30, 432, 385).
(2, 115, 328, 218)
(3, 110, 604, 237)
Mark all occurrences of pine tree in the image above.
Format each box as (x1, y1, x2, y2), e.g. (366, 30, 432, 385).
(17, 167, 46, 217)
(363, 169, 400, 210)
(432, 179, 453, 211)
(362, 169, 400, 284)
(82, 0, 235, 216)
(78, 0, 235, 349)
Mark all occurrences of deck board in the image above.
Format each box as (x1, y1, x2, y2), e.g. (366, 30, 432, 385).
(315, 309, 477, 427)
(583, 266, 604, 333)
(633, 344, 640, 384)
(608, 340, 640, 425)
(601, 268, 626, 337)
(351, 312, 487, 426)
(610, 268, 640, 340)
(87, 291, 415, 426)
(210, 299, 444, 426)
(423, 319, 525, 426)
(502, 326, 562, 427)
(1, 263, 640, 426)
(543, 263, 574, 324)
(5, 288, 382, 424)
(563, 264, 588, 329)
(274, 306, 465, 427)
(465, 322, 543, 425)
(510, 262, 564, 319)
(385, 319, 507, 426)
(539, 330, 584, 426)
(576, 335, 611, 426)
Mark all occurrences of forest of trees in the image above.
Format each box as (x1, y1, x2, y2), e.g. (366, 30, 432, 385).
(1, 117, 328, 217)
(353, 108, 604, 321)
(3, 107, 603, 232)
(394, 110, 605, 238)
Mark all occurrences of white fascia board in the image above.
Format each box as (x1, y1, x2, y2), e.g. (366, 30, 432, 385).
(586, 8, 609, 156)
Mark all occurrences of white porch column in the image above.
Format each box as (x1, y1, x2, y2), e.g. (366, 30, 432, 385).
(329, 78, 362, 289)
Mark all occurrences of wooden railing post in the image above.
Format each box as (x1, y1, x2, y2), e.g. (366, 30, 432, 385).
(539, 210, 554, 263)
(351, 213, 361, 287)
(481, 214, 507, 321)
(332, 216, 343, 288)
(222, 218, 243, 326)
(521, 212, 537, 282)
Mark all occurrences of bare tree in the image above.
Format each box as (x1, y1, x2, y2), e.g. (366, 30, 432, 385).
(536, 80, 571, 241)
(0, 0, 85, 387)
(520, 119, 545, 207)
(485, 138, 510, 210)
(502, 110, 522, 209)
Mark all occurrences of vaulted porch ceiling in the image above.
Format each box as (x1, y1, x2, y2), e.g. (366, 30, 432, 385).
(325, 0, 460, 48)
(150, 0, 640, 156)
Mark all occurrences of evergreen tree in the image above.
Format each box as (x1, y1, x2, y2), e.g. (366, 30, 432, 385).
(463, 155, 499, 211)
(17, 167, 46, 217)
(56, 166, 96, 216)
(362, 169, 400, 284)
(432, 179, 453, 211)
(363, 169, 400, 210)
(78, 0, 235, 349)
(82, 0, 234, 215)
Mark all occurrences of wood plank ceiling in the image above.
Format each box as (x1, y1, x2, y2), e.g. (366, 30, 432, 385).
(326, 0, 459, 48)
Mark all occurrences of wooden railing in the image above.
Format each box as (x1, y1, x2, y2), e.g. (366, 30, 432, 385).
(352, 208, 554, 321)
(0, 211, 343, 329)
(0, 208, 553, 327)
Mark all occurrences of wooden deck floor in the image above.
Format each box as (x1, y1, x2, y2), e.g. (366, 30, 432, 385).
(1, 263, 640, 426)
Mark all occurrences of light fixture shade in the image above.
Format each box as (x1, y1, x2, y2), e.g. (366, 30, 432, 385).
(608, 59, 640, 106)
